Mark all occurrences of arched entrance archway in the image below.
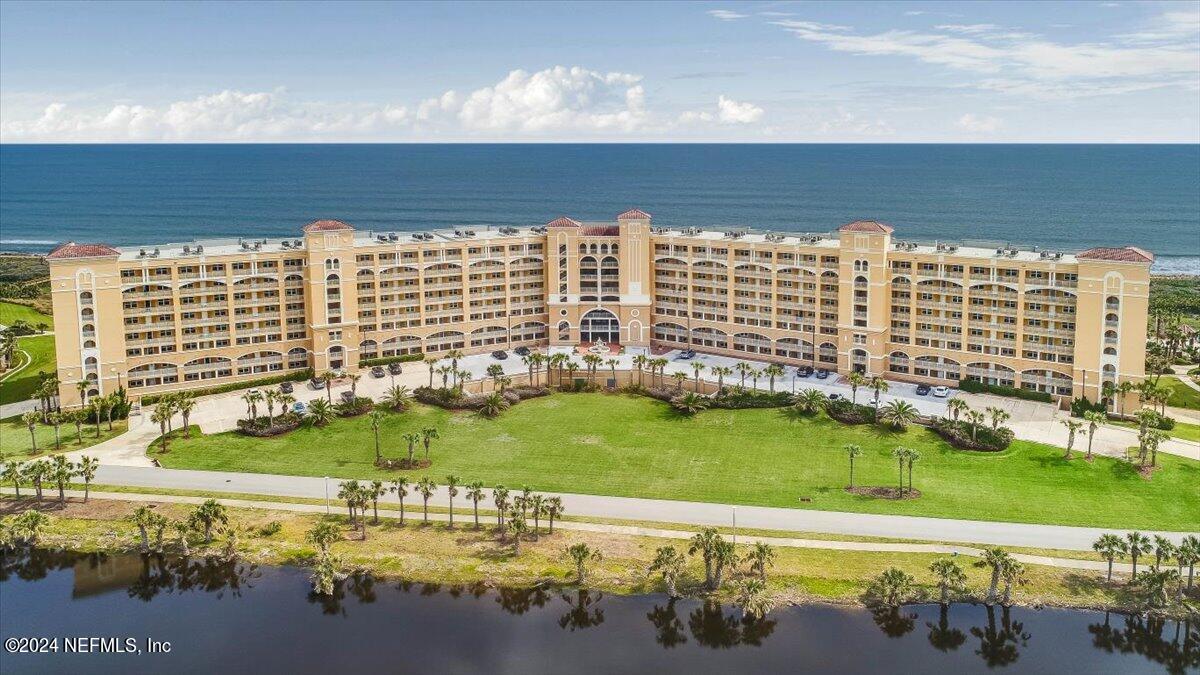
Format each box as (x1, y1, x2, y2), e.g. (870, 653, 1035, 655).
(580, 309, 619, 343)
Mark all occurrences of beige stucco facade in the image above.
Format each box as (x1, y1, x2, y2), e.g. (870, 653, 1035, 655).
(47, 211, 1151, 408)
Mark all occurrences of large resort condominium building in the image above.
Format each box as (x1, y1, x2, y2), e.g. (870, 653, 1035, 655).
(47, 209, 1152, 408)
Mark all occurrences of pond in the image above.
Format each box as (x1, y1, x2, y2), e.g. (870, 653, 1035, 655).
(1, 549, 1196, 674)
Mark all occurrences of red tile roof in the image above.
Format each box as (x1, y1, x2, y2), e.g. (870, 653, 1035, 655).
(617, 208, 652, 220)
(47, 242, 120, 260)
(580, 225, 621, 236)
(839, 220, 894, 234)
(303, 219, 354, 233)
(546, 216, 581, 227)
(1076, 246, 1154, 263)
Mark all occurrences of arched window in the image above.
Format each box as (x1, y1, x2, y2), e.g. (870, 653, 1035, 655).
(557, 321, 571, 341)
(580, 309, 619, 343)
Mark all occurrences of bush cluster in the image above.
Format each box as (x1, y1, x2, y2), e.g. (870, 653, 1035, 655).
(931, 418, 1014, 451)
(235, 413, 303, 437)
(1070, 396, 1108, 417)
(957, 379, 1053, 403)
(824, 399, 876, 425)
(413, 385, 549, 412)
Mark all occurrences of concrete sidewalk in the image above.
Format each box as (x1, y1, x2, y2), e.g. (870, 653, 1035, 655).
(86, 465, 1197, 551)
(3, 487, 1133, 576)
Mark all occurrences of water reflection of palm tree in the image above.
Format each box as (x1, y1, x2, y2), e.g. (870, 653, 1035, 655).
(646, 600, 688, 649)
(971, 605, 1029, 668)
(346, 572, 377, 604)
(558, 589, 605, 631)
(871, 606, 917, 638)
(738, 615, 777, 647)
(495, 586, 551, 615)
(926, 605, 966, 652)
(688, 600, 742, 649)
(1089, 612, 1200, 674)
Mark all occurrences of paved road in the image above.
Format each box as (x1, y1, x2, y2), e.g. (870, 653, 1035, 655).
(91, 465, 1197, 551)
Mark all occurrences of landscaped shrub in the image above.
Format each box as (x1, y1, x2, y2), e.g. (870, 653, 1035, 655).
(358, 353, 425, 367)
(336, 397, 375, 417)
(1070, 396, 1108, 417)
(413, 385, 548, 413)
(235, 412, 303, 437)
(957, 379, 1054, 403)
(824, 399, 874, 425)
(84, 386, 133, 423)
(710, 388, 793, 409)
(932, 418, 1014, 451)
(141, 369, 313, 405)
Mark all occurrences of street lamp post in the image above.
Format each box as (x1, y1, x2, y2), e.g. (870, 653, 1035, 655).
(324, 476, 330, 514)
(732, 506, 738, 547)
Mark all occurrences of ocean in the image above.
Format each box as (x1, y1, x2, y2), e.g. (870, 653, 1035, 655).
(1, 144, 1197, 273)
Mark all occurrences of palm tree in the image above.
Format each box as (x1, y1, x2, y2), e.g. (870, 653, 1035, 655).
(492, 485, 510, 527)
(652, 358, 669, 387)
(890, 446, 910, 495)
(947, 398, 969, 422)
(26, 460, 47, 501)
(348, 372, 362, 399)
(1060, 419, 1083, 459)
(1126, 531, 1153, 579)
(735, 362, 752, 388)
(869, 376, 889, 418)
(21, 411, 39, 453)
(567, 543, 601, 585)
(70, 409, 84, 445)
(425, 356, 440, 387)
(402, 431, 421, 467)
(263, 390, 278, 425)
(671, 370, 688, 392)
(338, 479, 361, 524)
(46, 411, 62, 450)
(906, 449, 921, 494)
(691, 362, 706, 389)
(1081, 411, 1104, 461)
(75, 379, 89, 406)
(367, 480, 386, 524)
(151, 405, 171, 452)
(529, 494, 545, 538)
(321, 370, 336, 403)
(688, 527, 732, 591)
(738, 578, 774, 619)
(1135, 567, 1180, 609)
(177, 393, 196, 438)
(189, 499, 228, 544)
(2, 461, 23, 499)
(307, 397, 334, 426)
(748, 368, 761, 389)
(447, 349, 464, 378)
(1176, 535, 1199, 591)
(306, 521, 342, 557)
(50, 455, 73, 503)
(999, 557, 1026, 605)
(988, 407, 1011, 431)
(1115, 381, 1135, 417)
(632, 354, 646, 386)
(748, 542, 776, 581)
(879, 399, 919, 430)
(671, 391, 708, 415)
(929, 558, 967, 604)
(974, 547, 1013, 604)
(466, 481, 485, 528)
(421, 426, 439, 462)
(479, 392, 510, 417)
(1152, 535, 1176, 568)
(391, 476, 410, 524)
(607, 358, 618, 384)
(649, 545, 685, 597)
(869, 567, 917, 607)
(506, 512, 528, 554)
(845, 444, 863, 488)
(384, 385, 412, 411)
(965, 409, 986, 442)
(1092, 533, 1128, 581)
(793, 388, 827, 415)
(486, 363, 505, 390)
(416, 477, 436, 523)
(368, 409, 387, 462)
(445, 475, 461, 528)
(847, 371, 866, 405)
(763, 364, 784, 392)
(545, 496, 563, 533)
(711, 365, 732, 392)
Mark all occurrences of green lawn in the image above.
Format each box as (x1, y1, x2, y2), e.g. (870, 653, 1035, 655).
(153, 393, 1200, 530)
(0, 414, 127, 461)
(0, 334, 56, 405)
(0, 300, 52, 328)
(1111, 417, 1200, 443)
(1161, 374, 1200, 411)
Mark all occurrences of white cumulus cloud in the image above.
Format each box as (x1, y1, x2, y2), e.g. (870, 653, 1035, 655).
(679, 96, 765, 125)
(457, 66, 646, 132)
(707, 9, 748, 21)
(956, 113, 1003, 133)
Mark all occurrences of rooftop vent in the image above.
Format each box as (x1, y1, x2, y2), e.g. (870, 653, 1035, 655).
(281, 241, 291, 249)
(138, 248, 147, 257)
(183, 245, 191, 254)
(377, 235, 388, 242)
(196, 245, 204, 254)
(388, 232, 398, 241)
(293, 240, 302, 247)
(152, 247, 160, 257)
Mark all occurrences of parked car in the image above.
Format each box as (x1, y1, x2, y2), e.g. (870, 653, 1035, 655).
(514, 346, 531, 356)
(867, 396, 879, 407)
(815, 369, 829, 380)
(932, 386, 950, 398)
(678, 349, 696, 360)
(247, 388, 261, 398)
(798, 366, 814, 378)
(387, 362, 403, 375)
(491, 350, 508, 360)
(291, 401, 307, 415)
(308, 377, 324, 390)
(828, 393, 842, 401)
(340, 390, 355, 404)
(370, 365, 386, 378)
(915, 383, 931, 396)
(279, 381, 294, 394)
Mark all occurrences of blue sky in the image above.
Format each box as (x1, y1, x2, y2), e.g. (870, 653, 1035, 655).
(2, 0, 1197, 142)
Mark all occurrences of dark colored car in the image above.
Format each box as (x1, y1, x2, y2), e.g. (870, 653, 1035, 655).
(370, 366, 386, 378)
(340, 390, 355, 404)
(915, 383, 931, 396)
(678, 349, 696, 360)
(308, 377, 324, 390)
(828, 393, 842, 401)
(387, 362, 403, 375)
(798, 366, 814, 378)
(491, 350, 508, 360)
(514, 346, 531, 356)
(815, 369, 829, 380)
(279, 381, 294, 394)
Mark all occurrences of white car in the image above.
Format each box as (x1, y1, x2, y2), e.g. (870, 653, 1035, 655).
(931, 386, 950, 398)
